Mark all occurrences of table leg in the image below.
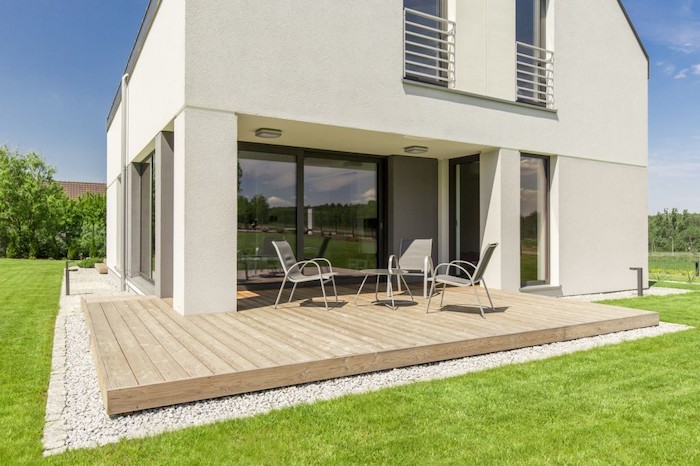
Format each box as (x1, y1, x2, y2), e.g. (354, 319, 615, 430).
(353, 274, 370, 305)
(387, 275, 396, 309)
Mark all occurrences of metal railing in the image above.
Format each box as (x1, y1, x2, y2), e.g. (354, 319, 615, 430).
(404, 8, 455, 87)
(516, 41, 554, 109)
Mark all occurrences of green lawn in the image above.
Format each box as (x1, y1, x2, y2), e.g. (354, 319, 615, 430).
(2, 259, 700, 464)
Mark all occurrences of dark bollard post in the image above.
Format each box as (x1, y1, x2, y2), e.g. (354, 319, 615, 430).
(65, 260, 71, 296)
(695, 261, 699, 277)
(629, 267, 643, 297)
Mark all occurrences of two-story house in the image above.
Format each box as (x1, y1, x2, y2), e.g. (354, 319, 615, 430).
(106, 0, 649, 315)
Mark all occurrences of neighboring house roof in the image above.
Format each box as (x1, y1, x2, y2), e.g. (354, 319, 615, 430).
(58, 181, 107, 199)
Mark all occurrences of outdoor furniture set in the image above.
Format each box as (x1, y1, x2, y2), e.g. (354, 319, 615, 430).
(270, 239, 498, 317)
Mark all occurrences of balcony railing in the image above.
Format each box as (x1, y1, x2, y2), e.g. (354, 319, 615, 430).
(516, 41, 554, 109)
(404, 8, 455, 87)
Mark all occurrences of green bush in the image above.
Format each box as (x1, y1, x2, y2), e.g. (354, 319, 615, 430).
(76, 257, 103, 268)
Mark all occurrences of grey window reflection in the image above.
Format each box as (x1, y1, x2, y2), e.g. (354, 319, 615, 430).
(520, 155, 549, 286)
(237, 151, 297, 283)
(304, 158, 378, 269)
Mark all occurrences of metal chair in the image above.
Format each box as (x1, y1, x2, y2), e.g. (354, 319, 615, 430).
(426, 243, 498, 318)
(389, 238, 434, 298)
(272, 240, 338, 310)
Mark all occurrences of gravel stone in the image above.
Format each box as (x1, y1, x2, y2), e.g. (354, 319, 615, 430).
(43, 269, 693, 455)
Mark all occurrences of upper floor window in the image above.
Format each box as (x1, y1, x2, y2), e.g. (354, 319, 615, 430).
(516, 0, 554, 108)
(516, 0, 546, 48)
(403, 0, 455, 87)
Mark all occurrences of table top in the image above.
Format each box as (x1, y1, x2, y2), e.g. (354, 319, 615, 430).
(359, 268, 409, 276)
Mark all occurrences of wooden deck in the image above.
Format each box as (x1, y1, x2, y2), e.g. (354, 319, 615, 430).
(82, 284, 659, 415)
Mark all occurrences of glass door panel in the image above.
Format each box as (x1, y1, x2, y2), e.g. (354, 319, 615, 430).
(451, 157, 480, 264)
(520, 155, 549, 285)
(237, 151, 297, 284)
(304, 157, 378, 270)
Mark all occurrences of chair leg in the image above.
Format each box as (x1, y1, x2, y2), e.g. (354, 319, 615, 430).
(319, 277, 329, 310)
(331, 276, 338, 305)
(274, 276, 288, 309)
(481, 279, 495, 310)
(439, 282, 447, 308)
(399, 274, 414, 302)
(288, 282, 298, 303)
(426, 280, 437, 313)
(471, 282, 486, 318)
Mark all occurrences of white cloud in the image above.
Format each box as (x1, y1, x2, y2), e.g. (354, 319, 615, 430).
(674, 68, 689, 79)
(267, 196, 294, 208)
(657, 61, 676, 76)
(692, 64, 700, 75)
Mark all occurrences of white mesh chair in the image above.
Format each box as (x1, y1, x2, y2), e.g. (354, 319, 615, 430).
(426, 243, 498, 318)
(272, 240, 338, 310)
(388, 239, 434, 298)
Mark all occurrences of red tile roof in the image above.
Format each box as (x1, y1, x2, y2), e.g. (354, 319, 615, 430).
(57, 181, 106, 199)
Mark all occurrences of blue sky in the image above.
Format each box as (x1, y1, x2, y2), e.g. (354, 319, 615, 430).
(0, 0, 148, 182)
(0, 1, 698, 213)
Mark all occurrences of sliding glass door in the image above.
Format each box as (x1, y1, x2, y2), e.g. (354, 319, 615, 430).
(304, 157, 379, 270)
(450, 155, 480, 264)
(520, 154, 549, 286)
(237, 144, 384, 285)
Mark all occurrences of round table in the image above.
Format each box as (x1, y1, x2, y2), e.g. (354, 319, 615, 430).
(353, 268, 415, 309)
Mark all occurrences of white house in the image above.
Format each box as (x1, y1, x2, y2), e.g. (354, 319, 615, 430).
(106, 0, 649, 315)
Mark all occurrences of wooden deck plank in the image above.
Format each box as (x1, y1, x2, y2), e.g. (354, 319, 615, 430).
(118, 299, 190, 382)
(123, 298, 214, 379)
(217, 312, 336, 362)
(83, 300, 137, 391)
(200, 313, 305, 365)
(84, 288, 660, 415)
(102, 301, 164, 385)
(140, 298, 231, 375)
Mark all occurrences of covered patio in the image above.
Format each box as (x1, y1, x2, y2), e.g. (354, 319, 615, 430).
(83, 284, 658, 415)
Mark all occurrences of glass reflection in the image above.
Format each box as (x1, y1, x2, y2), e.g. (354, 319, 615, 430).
(304, 157, 378, 269)
(520, 155, 549, 285)
(237, 151, 297, 283)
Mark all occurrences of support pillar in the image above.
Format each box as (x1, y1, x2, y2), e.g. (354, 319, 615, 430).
(155, 131, 174, 298)
(173, 108, 238, 315)
(480, 148, 520, 291)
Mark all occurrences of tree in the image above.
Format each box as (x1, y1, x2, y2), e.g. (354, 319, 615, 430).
(0, 147, 67, 258)
(76, 192, 106, 258)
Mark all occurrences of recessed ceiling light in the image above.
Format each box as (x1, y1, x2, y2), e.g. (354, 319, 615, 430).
(403, 145, 428, 154)
(255, 128, 282, 139)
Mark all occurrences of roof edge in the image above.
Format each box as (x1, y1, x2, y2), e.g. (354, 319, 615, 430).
(616, 0, 650, 78)
(106, 0, 161, 130)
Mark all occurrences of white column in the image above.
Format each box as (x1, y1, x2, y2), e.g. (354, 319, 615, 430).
(480, 148, 520, 291)
(173, 108, 238, 315)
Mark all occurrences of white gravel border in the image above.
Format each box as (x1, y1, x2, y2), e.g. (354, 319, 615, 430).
(43, 269, 693, 455)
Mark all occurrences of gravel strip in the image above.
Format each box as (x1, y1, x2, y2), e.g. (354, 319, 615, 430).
(43, 270, 693, 455)
(564, 286, 693, 302)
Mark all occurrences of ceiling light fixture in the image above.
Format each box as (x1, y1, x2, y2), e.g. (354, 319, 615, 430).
(255, 128, 283, 139)
(403, 145, 428, 154)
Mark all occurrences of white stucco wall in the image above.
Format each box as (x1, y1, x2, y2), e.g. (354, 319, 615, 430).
(182, 0, 646, 167)
(172, 108, 238, 315)
(105, 182, 120, 271)
(123, 0, 185, 162)
(556, 157, 648, 295)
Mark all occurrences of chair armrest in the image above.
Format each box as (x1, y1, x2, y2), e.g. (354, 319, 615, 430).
(449, 260, 477, 272)
(388, 255, 399, 270)
(433, 262, 475, 281)
(311, 257, 334, 274)
(424, 256, 434, 276)
(295, 259, 323, 276)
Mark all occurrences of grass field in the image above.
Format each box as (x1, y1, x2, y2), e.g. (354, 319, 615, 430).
(2, 259, 700, 464)
(649, 251, 700, 282)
